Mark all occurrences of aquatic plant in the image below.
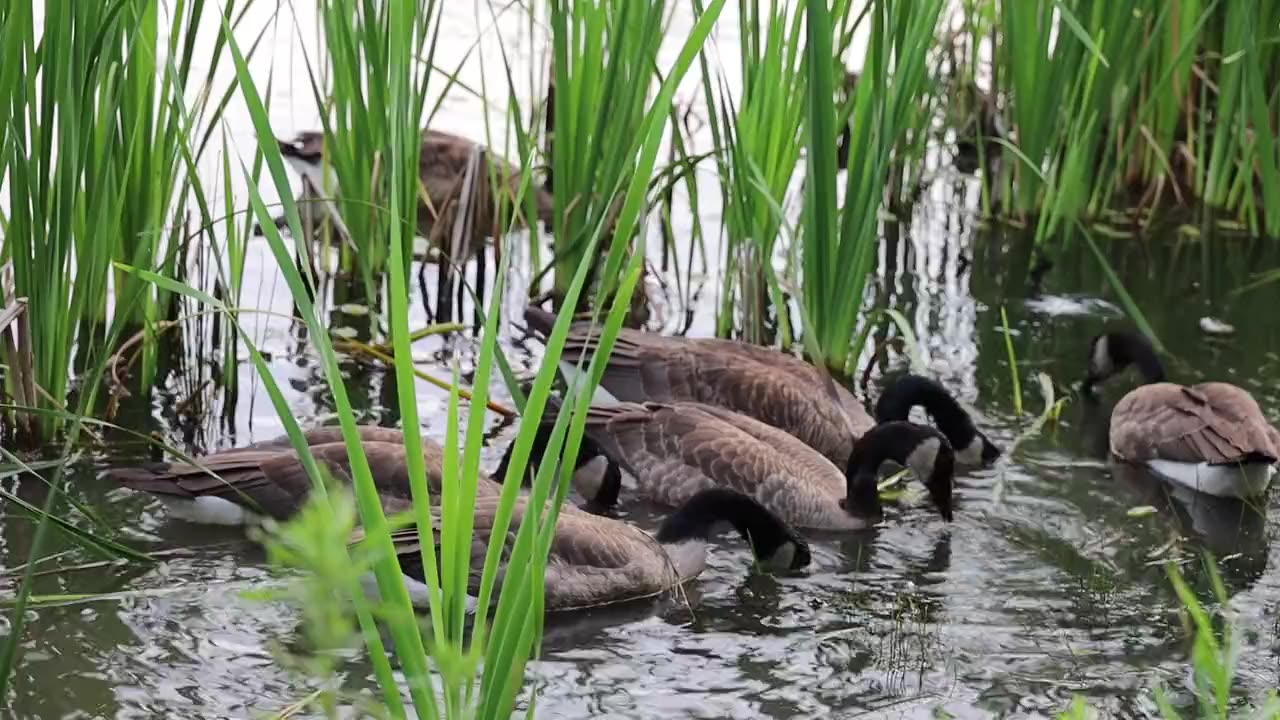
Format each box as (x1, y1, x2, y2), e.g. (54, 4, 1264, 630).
(696, 0, 808, 344)
(988, 0, 1280, 237)
(306, 0, 438, 288)
(800, 0, 945, 375)
(145, 0, 728, 716)
(0, 0, 254, 441)
(545, 0, 668, 312)
(1057, 557, 1280, 720)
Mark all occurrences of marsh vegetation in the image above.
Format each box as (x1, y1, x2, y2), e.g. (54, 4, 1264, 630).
(2, 0, 1280, 717)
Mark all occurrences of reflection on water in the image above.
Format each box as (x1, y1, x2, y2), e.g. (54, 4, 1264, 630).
(8, 7, 1280, 720)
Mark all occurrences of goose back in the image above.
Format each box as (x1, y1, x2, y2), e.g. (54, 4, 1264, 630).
(387, 497, 682, 611)
(529, 308, 873, 465)
(107, 428, 501, 525)
(1110, 382, 1280, 466)
(579, 402, 862, 530)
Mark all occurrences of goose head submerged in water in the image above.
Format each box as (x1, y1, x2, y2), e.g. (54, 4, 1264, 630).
(383, 486, 812, 612)
(842, 421, 957, 524)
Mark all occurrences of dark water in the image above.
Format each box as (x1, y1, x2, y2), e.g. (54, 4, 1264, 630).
(5, 201, 1280, 718)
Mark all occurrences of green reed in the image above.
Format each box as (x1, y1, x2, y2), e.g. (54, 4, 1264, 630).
(545, 0, 668, 309)
(989, 0, 1280, 237)
(192, 0, 728, 715)
(1059, 557, 1280, 719)
(800, 0, 944, 375)
(0, 0, 253, 441)
(697, 0, 807, 344)
(308, 0, 437, 287)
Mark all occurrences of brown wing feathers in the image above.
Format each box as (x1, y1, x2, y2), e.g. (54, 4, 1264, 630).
(1112, 383, 1280, 465)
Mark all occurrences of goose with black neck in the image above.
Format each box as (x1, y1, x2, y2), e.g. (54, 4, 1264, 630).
(874, 373, 1001, 468)
(1083, 329, 1280, 499)
(384, 486, 811, 612)
(512, 398, 956, 531)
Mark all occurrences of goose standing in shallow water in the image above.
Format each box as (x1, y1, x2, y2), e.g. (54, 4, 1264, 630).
(105, 427, 501, 525)
(507, 401, 956, 531)
(522, 305, 998, 469)
(1084, 330, 1280, 498)
(384, 487, 811, 611)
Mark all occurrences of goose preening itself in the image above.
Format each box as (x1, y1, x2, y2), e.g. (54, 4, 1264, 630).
(874, 374, 1001, 467)
(271, 128, 554, 258)
(523, 305, 997, 470)
(510, 401, 955, 531)
(382, 487, 811, 611)
(1084, 330, 1280, 498)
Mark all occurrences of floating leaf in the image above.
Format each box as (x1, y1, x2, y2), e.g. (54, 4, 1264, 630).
(1127, 505, 1158, 518)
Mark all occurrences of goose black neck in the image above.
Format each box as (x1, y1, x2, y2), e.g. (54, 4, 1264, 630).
(656, 488, 809, 569)
(844, 421, 954, 521)
(875, 375, 978, 450)
(1108, 332, 1166, 384)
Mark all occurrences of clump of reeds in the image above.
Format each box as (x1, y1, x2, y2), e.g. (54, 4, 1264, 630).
(799, 0, 945, 374)
(985, 0, 1280, 237)
(0, 0, 255, 442)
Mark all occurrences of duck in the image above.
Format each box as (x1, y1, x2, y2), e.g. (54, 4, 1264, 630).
(1083, 330, 1280, 498)
(507, 400, 955, 531)
(522, 304, 997, 469)
(103, 426, 613, 526)
(873, 374, 1001, 467)
(270, 128, 555, 260)
(380, 486, 811, 611)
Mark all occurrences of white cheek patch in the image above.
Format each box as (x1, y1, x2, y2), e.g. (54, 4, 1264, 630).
(956, 437, 985, 466)
(283, 154, 339, 195)
(557, 360, 620, 404)
(906, 438, 942, 479)
(571, 455, 611, 500)
(1090, 336, 1112, 377)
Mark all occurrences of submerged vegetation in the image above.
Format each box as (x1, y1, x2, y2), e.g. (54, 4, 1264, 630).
(2, 0, 1280, 716)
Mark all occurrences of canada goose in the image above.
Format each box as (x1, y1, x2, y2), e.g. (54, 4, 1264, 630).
(513, 400, 955, 531)
(523, 305, 995, 470)
(382, 487, 811, 611)
(874, 374, 1001, 467)
(103, 426, 500, 525)
(522, 305, 875, 467)
(271, 128, 554, 258)
(105, 426, 615, 526)
(1084, 330, 1280, 498)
